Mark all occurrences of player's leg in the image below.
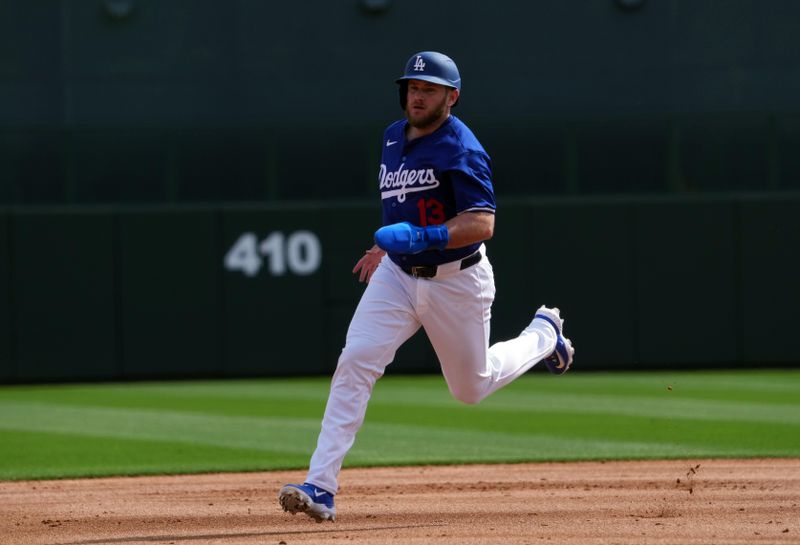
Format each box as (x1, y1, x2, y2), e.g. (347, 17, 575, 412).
(304, 258, 420, 495)
(421, 254, 561, 404)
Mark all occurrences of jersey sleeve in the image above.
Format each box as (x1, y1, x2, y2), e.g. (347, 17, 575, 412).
(447, 150, 496, 214)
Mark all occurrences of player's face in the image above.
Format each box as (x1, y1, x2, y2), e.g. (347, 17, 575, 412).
(405, 80, 457, 129)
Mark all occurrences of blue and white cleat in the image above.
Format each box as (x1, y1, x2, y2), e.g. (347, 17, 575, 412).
(279, 483, 336, 522)
(532, 306, 574, 375)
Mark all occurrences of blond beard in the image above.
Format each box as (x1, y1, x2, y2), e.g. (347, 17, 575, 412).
(405, 95, 449, 129)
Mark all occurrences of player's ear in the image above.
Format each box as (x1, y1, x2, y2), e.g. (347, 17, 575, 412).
(447, 88, 460, 107)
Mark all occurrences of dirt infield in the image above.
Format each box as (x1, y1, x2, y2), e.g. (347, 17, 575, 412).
(1, 459, 797, 545)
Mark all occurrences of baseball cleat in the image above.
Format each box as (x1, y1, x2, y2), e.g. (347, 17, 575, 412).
(278, 483, 336, 522)
(532, 306, 574, 375)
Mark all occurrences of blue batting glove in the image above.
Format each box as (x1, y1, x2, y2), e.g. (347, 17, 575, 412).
(374, 222, 449, 254)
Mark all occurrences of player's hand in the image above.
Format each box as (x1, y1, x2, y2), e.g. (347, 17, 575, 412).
(352, 246, 385, 283)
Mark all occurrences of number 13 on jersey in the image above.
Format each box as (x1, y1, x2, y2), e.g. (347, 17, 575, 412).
(417, 197, 445, 226)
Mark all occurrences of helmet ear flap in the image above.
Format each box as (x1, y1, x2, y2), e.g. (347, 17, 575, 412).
(398, 80, 408, 110)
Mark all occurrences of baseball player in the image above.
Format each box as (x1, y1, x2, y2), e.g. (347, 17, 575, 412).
(279, 51, 574, 522)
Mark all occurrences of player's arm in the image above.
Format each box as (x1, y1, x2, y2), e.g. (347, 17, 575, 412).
(373, 211, 494, 254)
(442, 211, 494, 249)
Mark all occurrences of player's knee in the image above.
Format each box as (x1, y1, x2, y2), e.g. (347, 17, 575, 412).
(448, 384, 486, 405)
(335, 342, 388, 382)
(339, 342, 383, 367)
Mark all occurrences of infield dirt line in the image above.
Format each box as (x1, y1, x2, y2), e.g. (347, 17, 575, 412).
(1, 459, 797, 545)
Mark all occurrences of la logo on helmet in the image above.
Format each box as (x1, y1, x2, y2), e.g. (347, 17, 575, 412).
(413, 56, 426, 71)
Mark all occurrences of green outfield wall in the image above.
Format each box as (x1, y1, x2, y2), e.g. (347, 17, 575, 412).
(0, 194, 798, 382)
(3, 1, 799, 382)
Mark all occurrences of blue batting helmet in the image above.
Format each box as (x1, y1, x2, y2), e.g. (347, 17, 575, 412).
(396, 51, 461, 108)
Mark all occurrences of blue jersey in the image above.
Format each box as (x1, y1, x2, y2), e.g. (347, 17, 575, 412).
(378, 115, 496, 267)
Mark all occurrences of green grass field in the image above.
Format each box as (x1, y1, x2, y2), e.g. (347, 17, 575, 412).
(0, 369, 798, 481)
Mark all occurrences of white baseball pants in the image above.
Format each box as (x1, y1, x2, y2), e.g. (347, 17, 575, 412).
(305, 246, 557, 494)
